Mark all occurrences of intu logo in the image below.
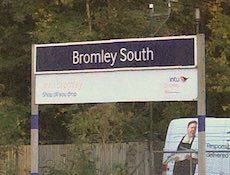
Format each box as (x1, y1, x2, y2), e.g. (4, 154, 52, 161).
(169, 76, 189, 82)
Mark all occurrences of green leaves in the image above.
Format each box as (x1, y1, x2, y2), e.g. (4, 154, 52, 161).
(205, 0, 230, 115)
(0, 98, 29, 145)
(68, 103, 133, 144)
(0, 0, 229, 146)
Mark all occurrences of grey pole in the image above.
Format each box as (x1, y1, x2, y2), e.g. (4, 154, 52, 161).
(195, 8, 200, 34)
(149, 4, 155, 174)
(149, 3, 154, 36)
(31, 45, 39, 175)
(195, 8, 206, 175)
(149, 101, 154, 175)
(197, 34, 206, 175)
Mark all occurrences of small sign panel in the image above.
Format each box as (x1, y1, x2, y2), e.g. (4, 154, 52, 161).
(35, 69, 198, 104)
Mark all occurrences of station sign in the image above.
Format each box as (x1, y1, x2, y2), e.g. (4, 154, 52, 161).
(35, 36, 196, 74)
(33, 35, 198, 104)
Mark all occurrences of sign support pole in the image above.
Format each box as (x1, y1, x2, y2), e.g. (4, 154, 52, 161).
(197, 34, 206, 175)
(31, 45, 39, 175)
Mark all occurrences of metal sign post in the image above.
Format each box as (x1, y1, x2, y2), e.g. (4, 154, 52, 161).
(197, 34, 206, 175)
(31, 45, 39, 175)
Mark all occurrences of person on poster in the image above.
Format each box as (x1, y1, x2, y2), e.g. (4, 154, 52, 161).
(172, 120, 198, 175)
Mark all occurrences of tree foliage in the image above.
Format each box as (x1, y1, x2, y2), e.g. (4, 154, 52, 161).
(0, 97, 29, 145)
(205, 0, 230, 115)
(67, 103, 133, 144)
(0, 0, 229, 145)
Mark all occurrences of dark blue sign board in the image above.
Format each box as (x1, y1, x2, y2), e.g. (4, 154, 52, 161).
(35, 36, 196, 73)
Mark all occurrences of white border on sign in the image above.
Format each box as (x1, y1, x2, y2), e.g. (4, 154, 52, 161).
(34, 35, 197, 75)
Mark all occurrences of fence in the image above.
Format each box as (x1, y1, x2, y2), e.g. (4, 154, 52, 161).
(1, 143, 229, 175)
(0, 142, 164, 175)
